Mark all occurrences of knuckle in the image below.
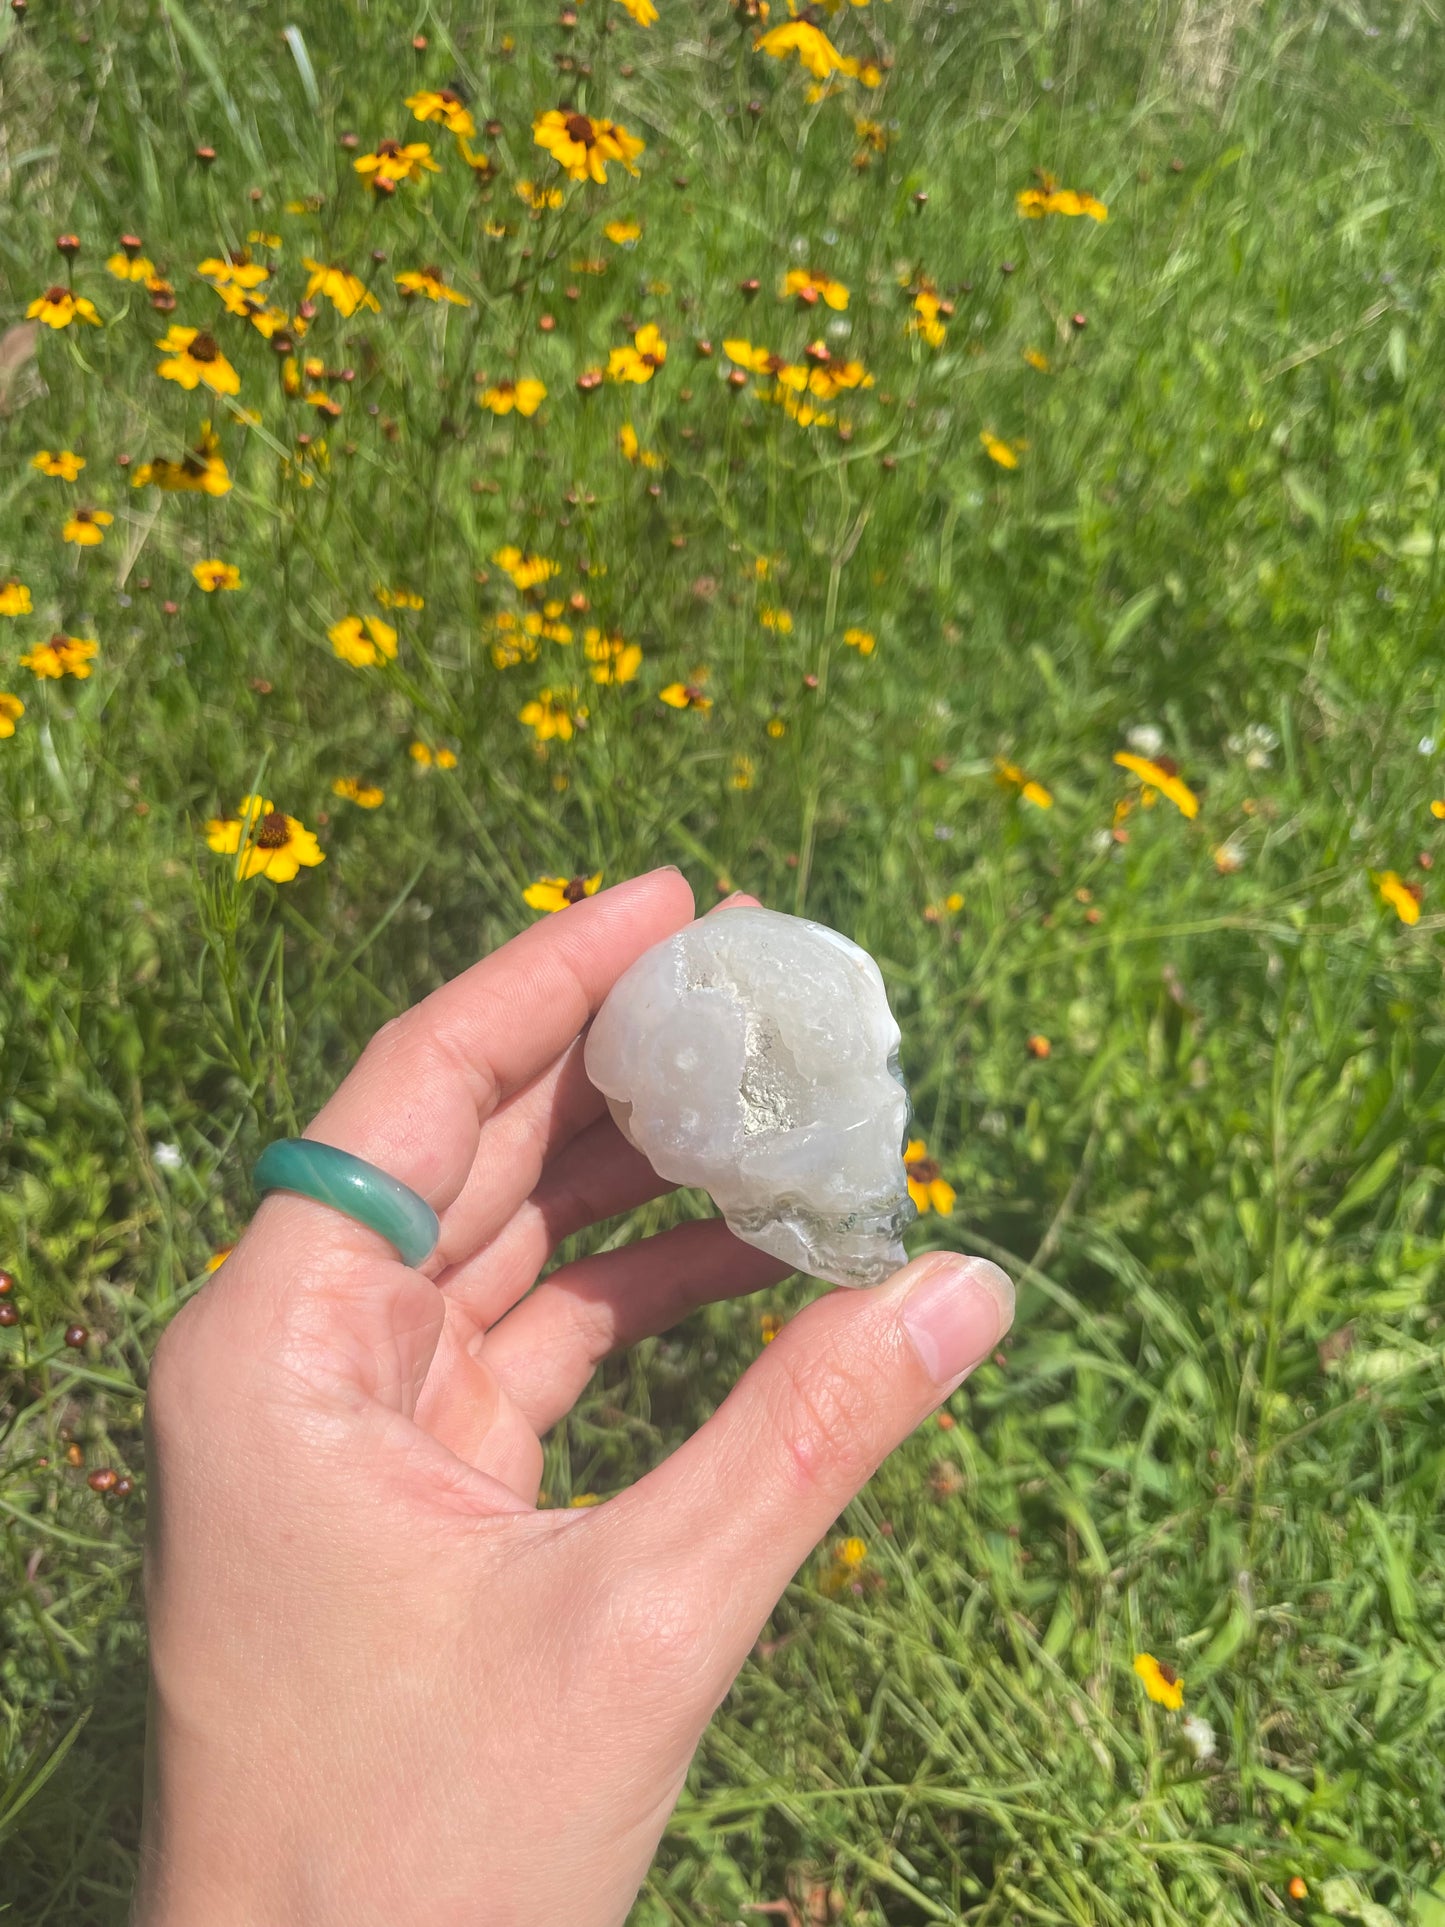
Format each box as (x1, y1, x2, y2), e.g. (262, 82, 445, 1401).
(773, 1341, 878, 1496)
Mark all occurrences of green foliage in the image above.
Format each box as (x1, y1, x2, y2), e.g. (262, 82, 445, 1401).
(2, 0, 1445, 1920)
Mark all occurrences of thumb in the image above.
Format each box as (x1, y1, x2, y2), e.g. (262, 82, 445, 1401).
(629, 1249, 1013, 1652)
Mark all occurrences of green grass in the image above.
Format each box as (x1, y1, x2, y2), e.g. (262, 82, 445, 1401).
(3, 0, 1445, 1919)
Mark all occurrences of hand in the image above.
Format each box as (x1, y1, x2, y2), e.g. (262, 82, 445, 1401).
(137, 868, 1014, 1927)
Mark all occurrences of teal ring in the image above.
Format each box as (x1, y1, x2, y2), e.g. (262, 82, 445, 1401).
(252, 1139, 440, 1268)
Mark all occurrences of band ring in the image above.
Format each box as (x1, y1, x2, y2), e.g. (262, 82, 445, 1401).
(252, 1139, 440, 1268)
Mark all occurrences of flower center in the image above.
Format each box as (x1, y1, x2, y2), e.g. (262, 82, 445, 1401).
(562, 877, 591, 904)
(378, 140, 402, 157)
(190, 332, 219, 362)
(683, 684, 706, 705)
(46, 285, 69, 304)
(906, 1156, 940, 1183)
(1156, 1662, 1178, 1687)
(255, 810, 290, 849)
(564, 112, 596, 146)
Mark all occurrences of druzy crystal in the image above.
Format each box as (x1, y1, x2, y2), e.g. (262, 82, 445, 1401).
(584, 907, 915, 1286)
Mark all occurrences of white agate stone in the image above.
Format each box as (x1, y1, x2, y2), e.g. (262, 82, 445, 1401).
(584, 907, 915, 1286)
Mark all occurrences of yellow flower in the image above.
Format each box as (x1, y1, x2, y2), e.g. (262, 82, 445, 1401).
(375, 585, 425, 609)
(193, 559, 242, 592)
(724, 337, 778, 375)
(730, 754, 755, 790)
(756, 19, 849, 78)
(155, 326, 241, 396)
(614, 0, 657, 21)
(1133, 1653, 1184, 1711)
(205, 795, 325, 883)
(759, 1311, 784, 1344)
(1113, 751, 1198, 820)
(481, 377, 547, 416)
(0, 693, 24, 738)
(62, 507, 114, 547)
(607, 322, 667, 384)
(583, 627, 643, 684)
(409, 742, 458, 770)
(247, 230, 282, 248)
(923, 891, 965, 922)
(519, 688, 586, 742)
(406, 87, 476, 138)
(396, 265, 471, 304)
(20, 635, 99, 680)
(980, 429, 1022, 469)
(1023, 346, 1050, 371)
(492, 545, 559, 591)
(904, 1138, 955, 1215)
(132, 421, 231, 496)
(908, 288, 949, 349)
(835, 1535, 868, 1570)
(328, 614, 398, 668)
(354, 139, 440, 188)
(331, 776, 386, 808)
(843, 626, 875, 655)
(32, 450, 85, 480)
(760, 606, 792, 634)
(782, 268, 849, 310)
(204, 1246, 234, 1273)
(1431, 799, 1445, 820)
(994, 758, 1054, 809)
(1374, 869, 1421, 926)
(604, 218, 642, 244)
(1017, 181, 1108, 222)
(659, 675, 712, 711)
(618, 422, 661, 467)
(197, 252, 269, 290)
(516, 180, 566, 211)
(0, 580, 34, 617)
(523, 872, 603, 912)
(107, 251, 155, 281)
(301, 259, 381, 317)
(533, 108, 644, 184)
(26, 287, 102, 329)
(766, 715, 786, 738)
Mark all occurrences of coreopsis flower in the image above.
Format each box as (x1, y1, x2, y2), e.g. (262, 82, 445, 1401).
(331, 776, 386, 808)
(730, 754, 755, 790)
(523, 872, 602, 912)
(853, 114, 889, 163)
(375, 585, 425, 609)
(329, 614, 398, 668)
(354, 139, 440, 188)
(1374, 869, 1421, 925)
(802, 351, 871, 399)
(205, 795, 325, 882)
(489, 612, 541, 669)
(1133, 1653, 1184, 1711)
(197, 251, 269, 290)
(818, 1533, 870, 1596)
(1431, 799, 1445, 820)
(994, 758, 1053, 808)
(1023, 346, 1050, 371)
(980, 429, 1023, 469)
(0, 693, 25, 738)
(302, 259, 381, 316)
(516, 180, 565, 211)
(583, 627, 642, 683)
(192, 559, 242, 591)
(62, 506, 113, 546)
(480, 377, 547, 416)
(614, 0, 657, 21)
(492, 545, 559, 591)
(842, 626, 875, 655)
(132, 421, 231, 496)
(26, 287, 102, 329)
(409, 741, 458, 770)
(604, 218, 642, 244)
(1017, 174, 1108, 221)
(156, 326, 241, 396)
(724, 338, 779, 375)
(759, 606, 792, 634)
(32, 449, 85, 480)
(406, 87, 475, 138)
(107, 249, 156, 281)
(395, 265, 471, 304)
(922, 891, 965, 923)
(904, 1139, 955, 1215)
(909, 288, 950, 348)
(1113, 750, 1199, 819)
(782, 268, 849, 310)
(659, 675, 711, 711)
(760, 1311, 784, 1344)
(618, 422, 661, 467)
(533, 109, 644, 184)
(755, 18, 871, 81)
(205, 1246, 234, 1273)
(519, 687, 586, 742)
(607, 321, 666, 383)
(215, 288, 292, 337)
(0, 580, 34, 616)
(20, 635, 98, 680)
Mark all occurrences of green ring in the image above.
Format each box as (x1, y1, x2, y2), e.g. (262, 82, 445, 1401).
(252, 1139, 440, 1268)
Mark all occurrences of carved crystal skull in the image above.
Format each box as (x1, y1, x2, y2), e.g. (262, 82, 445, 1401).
(584, 906, 915, 1286)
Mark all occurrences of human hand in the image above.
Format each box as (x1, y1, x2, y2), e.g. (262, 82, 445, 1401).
(137, 868, 1014, 1927)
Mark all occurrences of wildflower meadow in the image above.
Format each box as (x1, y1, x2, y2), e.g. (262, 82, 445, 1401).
(3, 0, 1445, 1919)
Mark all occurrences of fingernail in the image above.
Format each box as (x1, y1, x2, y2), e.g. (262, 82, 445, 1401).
(901, 1256, 1014, 1385)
